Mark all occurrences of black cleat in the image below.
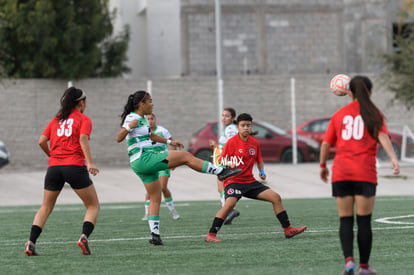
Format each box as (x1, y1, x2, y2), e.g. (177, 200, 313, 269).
(149, 233, 164, 245)
(24, 241, 38, 256)
(224, 209, 240, 225)
(218, 168, 242, 181)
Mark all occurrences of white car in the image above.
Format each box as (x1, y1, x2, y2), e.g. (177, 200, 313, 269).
(0, 140, 10, 169)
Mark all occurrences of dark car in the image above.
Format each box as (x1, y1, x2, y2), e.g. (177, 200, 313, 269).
(0, 140, 10, 169)
(188, 120, 320, 163)
(288, 117, 404, 160)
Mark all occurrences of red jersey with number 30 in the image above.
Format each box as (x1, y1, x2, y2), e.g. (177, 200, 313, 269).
(220, 134, 263, 187)
(42, 109, 92, 167)
(323, 101, 388, 184)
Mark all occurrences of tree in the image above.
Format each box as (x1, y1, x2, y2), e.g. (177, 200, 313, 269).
(0, 0, 129, 79)
(383, 0, 414, 109)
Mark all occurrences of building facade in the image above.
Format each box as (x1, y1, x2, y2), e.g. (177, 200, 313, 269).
(110, 0, 401, 78)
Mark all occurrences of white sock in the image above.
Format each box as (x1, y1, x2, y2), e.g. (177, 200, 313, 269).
(205, 162, 224, 175)
(148, 219, 160, 235)
(165, 198, 175, 211)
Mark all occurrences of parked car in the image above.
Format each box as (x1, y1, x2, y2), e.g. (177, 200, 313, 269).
(0, 140, 10, 169)
(188, 120, 320, 163)
(288, 117, 404, 160)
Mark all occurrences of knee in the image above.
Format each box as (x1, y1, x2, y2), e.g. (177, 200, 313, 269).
(272, 193, 282, 204)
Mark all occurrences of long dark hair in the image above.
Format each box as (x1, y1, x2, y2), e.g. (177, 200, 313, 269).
(349, 75, 383, 141)
(57, 87, 86, 122)
(120, 91, 149, 126)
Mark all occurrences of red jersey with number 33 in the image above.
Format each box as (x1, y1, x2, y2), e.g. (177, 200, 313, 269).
(220, 134, 263, 187)
(42, 109, 92, 167)
(323, 101, 388, 184)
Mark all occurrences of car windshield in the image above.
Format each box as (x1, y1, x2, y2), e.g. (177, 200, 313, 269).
(256, 120, 287, 135)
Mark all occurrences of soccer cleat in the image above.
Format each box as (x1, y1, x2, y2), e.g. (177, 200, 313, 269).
(169, 209, 180, 220)
(358, 266, 377, 274)
(77, 234, 91, 255)
(149, 233, 164, 245)
(205, 233, 220, 242)
(342, 258, 355, 275)
(217, 168, 242, 181)
(141, 214, 148, 221)
(223, 209, 240, 225)
(284, 225, 307, 239)
(24, 241, 38, 256)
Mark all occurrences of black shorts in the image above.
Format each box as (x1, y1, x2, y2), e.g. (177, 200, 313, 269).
(224, 181, 270, 200)
(332, 181, 376, 197)
(44, 165, 92, 191)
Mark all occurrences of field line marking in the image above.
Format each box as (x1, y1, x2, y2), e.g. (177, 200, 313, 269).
(375, 214, 414, 225)
(5, 225, 414, 246)
(0, 203, 192, 213)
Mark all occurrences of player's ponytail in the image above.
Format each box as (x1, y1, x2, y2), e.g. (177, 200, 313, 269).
(57, 87, 86, 122)
(120, 91, 148, 126)
(349, 76, 383, 141)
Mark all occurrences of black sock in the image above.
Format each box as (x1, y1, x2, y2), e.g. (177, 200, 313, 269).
(276, 210, 290, 228)
(339, 216, 354, 259)
(29, 225, 42, 244)
(357, 214, 372, 264)
(82, 221, 95, 238)
(209, 217, 224, 234)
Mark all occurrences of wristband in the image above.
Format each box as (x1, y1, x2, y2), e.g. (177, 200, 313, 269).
(320, 163, 327, 168)
(259, 169, 266, 177)
(166, 139, 172, 145)
(124, 125, 132, 132)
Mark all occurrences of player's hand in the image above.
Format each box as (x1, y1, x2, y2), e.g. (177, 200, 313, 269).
(259, 169, 266, 180)
(209, 139, 218, 148)
(88, 164, 99, 176)
(320, 167, 329, 183)
(171, 140, 184, 149)
(391, 159, 400, 175)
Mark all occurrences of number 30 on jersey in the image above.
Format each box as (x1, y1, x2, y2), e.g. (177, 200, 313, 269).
(342, 115, 364, 140)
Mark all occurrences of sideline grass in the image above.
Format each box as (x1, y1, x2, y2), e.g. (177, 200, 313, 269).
(1, 196, 414, 274)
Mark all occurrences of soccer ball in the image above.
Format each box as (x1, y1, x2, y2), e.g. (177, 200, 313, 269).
(330, 74, 351, 96)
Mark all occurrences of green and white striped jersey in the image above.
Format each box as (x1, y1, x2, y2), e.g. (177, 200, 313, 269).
(122, 112, 153, 162)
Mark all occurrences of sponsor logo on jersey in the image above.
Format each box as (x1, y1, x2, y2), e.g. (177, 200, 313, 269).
(220, 155, 244, 167)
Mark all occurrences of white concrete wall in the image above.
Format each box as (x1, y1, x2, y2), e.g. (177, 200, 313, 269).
(109, 0, 149, 79)
(110, 0, 181, 78)
(146, 0, 181, 77)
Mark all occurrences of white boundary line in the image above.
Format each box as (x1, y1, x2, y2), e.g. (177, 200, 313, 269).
(375, 214, 414, 225)
(0, 203, 193, 214)
(4, 225, 414, 246)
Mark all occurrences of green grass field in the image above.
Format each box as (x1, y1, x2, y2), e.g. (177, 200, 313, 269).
(2, 196, 414, 274)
